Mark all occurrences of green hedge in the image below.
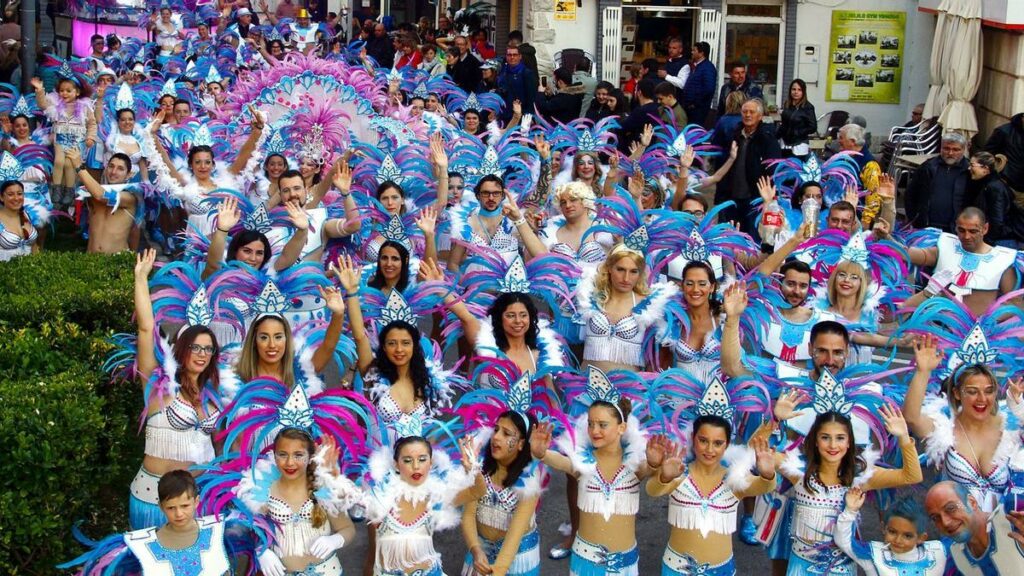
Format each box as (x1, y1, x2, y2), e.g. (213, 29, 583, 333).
(0, 252, 141, 575)
(0, 252, 134, 332)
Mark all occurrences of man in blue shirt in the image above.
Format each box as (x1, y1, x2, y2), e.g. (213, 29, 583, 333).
(681, 41, 718, 127)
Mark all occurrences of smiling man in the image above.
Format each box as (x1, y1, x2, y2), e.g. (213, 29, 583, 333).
(67, 147, 138, 254)
(894, 206, 1018, 316)
(925, 481, 1024, 574)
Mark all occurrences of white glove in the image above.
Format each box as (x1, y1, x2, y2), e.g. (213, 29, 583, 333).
(258, 549, 286, 576)
(309, 533, 346, 560)
(924, 268, 956, 295)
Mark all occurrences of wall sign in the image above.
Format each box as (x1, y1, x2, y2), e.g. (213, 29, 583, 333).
(826, 11, 905, 104)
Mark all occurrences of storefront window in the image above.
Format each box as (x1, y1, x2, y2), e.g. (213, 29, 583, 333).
(724, 21, 780, 100)
(728, 5, 782, 18)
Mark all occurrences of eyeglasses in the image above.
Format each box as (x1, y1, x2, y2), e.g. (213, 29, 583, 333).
(683, 209, 706, 219)
(188, 344, 215, 356)
(477, 189, 503, 198)
(835, 272, 861, 282)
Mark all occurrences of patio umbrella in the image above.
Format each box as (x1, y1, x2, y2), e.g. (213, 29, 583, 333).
(924, 0, 983, 136)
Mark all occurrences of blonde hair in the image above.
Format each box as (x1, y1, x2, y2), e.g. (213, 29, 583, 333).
(555, 180, 596, 211)
(594, 246, 650, 306)
(724, 90, 746, 115)
(827, 260, 870, 309)
(947, 365, 999, 416)
(237, 315, 297, 388)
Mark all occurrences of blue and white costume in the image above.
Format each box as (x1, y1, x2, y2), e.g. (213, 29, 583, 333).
(947, 506, 1024, 575)
(834, 507, 946, 576)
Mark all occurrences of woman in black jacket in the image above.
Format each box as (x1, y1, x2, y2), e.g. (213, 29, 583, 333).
(968, 151, 1024, 248)
(778, 79, 817, 158)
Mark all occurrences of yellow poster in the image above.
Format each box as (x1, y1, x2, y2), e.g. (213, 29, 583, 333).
(555, 0, 577, 22)
(826, 11, 905, 104)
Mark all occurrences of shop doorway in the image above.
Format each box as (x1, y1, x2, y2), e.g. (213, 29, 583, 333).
(616, 6, 699, 87)
(723, 2, 784, 108)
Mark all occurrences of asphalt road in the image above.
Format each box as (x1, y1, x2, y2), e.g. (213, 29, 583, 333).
(334, 469, 888, 575)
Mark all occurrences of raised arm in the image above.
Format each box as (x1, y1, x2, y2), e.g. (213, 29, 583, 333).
(419, 258, 480, 345)
(134, 249, 159, 382)
(333, 254, 374, 375)
(902, 335, 940, 438)
(502, 190, 546, 258)
(701, 141, 738, 186)
(670, 148, 696, 210)
(30, 77, 48, 112)
(528, 422, 576, 476)
(833, 487, 880, 576)
(862, 405, 923, 490)
(644, 436, 685, 496)
(228, 106, 265, 176)
(720, 281, 750, 378)
(148, 110, 186, 185)
(258, 0, 279, 25)
(203, 196, 240, 279)
(735, 436, 779, 498)
(451, 436, 487, 507)
(415, 206, 438, 266)
(273, 201, 311, 270)
(773, 389, 812, 485)
(521, 134, 553, 211)
(328, 158, 362, 236)
(758, 221, 811, 277)
(310, 286, 345, 373)
(429, 134, 450, 210)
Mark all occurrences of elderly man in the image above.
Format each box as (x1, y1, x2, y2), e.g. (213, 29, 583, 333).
(925, 481, 1024, 575)
(984, 110, 1024, 205)
(717, 62, 763, 117)
(906, 132, 970, 233)
(894, 206, 1018, 316)
(716, 98, 782, 237)
(447, 35, 482, 94)
(66, 148, 137, 254)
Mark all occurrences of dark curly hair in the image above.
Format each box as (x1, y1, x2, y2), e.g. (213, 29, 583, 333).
(376, 321, 437, 412)
(488, 292, 539, 352)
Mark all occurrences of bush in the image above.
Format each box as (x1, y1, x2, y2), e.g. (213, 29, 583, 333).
(0, 372, 142, 575)
(0, 252, 142, 574)
(0, 251, 134, 332)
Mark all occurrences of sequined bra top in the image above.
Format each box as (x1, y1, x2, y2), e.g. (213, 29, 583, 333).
(265, 496, 330, 559)
(476, 474, 535, 532)
(668, 475, 739, 537)
(144, 395, 218, 463)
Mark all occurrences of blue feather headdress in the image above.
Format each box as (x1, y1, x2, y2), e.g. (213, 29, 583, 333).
(894, 288, 1024, 388)
(769, 152, 862, 207)
(642, 369, 770, 437)
(547, 117, 620, 158)
(219, 377, 376, 463)
(796, 229, 910, 297)
(459, 250, 578, 317)
(455, 357, 570, 438)
(587, 190, 695, 277)
(149, 261, 245, 339)
(449, 128, 538, 198)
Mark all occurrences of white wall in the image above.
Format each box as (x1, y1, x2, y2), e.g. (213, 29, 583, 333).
(524, 0, 599, 75)
(793, 0, 935, 139)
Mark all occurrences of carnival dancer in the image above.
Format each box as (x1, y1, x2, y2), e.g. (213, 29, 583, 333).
(924, 480, 1024, 575)
(206, 380, 375, 575)
(834, 489, 947, 576)
(66, 146, 140, 254)
(770, 374, 923, 576)
(893, 206, 1020, 316)
(455, 365, 566, 576)
(122, 249, 239, 529)
(31, 61, 96, 210)
(645, 371, 776, 576)
(100, 82, 151, 182)
(59, 470, 261, 576)
(529, 366, 656, 575)
(364, 414, 486, 575)
(144, 105, 263, 236)
(902, 328, 1024, 512)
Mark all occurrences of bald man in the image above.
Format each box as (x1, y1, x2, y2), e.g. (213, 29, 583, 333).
(924, 481, 1024, 574)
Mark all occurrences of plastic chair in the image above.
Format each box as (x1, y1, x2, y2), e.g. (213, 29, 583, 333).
(815, 110, 849, 139)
